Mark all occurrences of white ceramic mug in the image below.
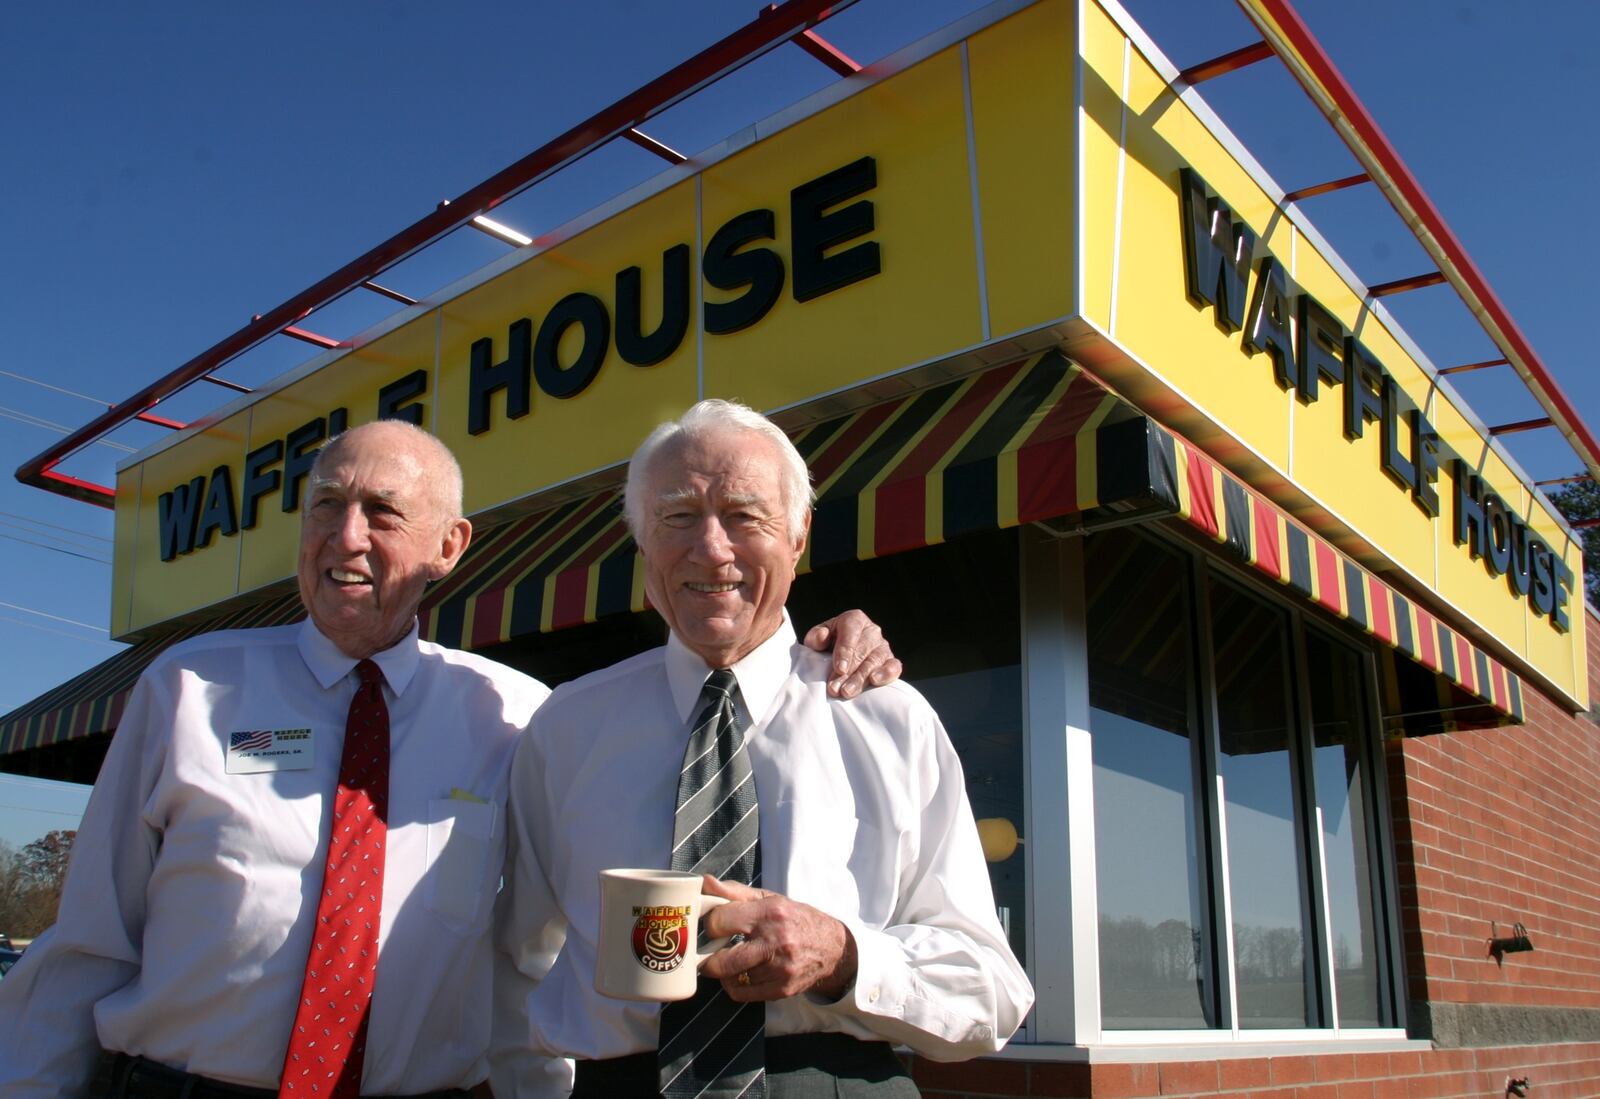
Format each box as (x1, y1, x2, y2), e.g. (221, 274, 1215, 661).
(595, 868, 733, 1001)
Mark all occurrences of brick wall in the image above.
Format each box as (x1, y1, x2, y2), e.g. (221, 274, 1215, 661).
(907, 1042, 1600, 1097)
(1386, 612, 1600, 1026)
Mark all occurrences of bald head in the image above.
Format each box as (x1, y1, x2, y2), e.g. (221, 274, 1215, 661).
(309, 420, 464, 530)
(297, 420, 472, 658)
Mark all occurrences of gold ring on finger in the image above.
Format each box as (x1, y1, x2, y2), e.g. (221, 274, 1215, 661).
(737, 971, 752, 987)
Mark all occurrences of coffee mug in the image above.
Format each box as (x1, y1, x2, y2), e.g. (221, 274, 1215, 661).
(595, 869, 733, 1001)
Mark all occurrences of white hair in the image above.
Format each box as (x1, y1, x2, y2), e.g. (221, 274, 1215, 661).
(624, 399, 814, 542)
(308, 420, 465, 525)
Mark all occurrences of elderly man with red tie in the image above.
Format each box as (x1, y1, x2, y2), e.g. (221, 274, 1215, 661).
(0, 419, 899, 1099)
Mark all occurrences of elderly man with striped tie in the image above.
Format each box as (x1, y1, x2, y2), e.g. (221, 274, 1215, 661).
(493, 400, 1033, 1098)
(0, 419, 900, 1099)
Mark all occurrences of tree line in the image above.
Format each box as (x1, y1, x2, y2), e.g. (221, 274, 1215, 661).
(0, 830, 75, 939)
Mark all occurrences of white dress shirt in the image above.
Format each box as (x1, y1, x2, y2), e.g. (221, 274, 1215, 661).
(492, 614, 1033, 1090)
(0, 619, 554, 1097)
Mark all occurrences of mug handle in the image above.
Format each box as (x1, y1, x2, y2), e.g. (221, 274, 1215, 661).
(697, 893, 734, 957)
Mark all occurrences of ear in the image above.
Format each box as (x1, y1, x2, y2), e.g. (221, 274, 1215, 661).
(790, 508, 811, 564)
(429, 517, 472, 581)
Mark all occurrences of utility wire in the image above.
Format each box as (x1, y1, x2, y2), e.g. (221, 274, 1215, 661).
(0, 368, 112, 407)
(0, 517, 110, 553)
(0, 613, 122, 648)
(0, 509, 112, 543)
(0, 599, 107, 632)
(0, 406, 137, 453)
(0, 530, 111, 564)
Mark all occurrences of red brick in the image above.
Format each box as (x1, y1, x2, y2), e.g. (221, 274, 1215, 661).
(1158, 1060, 1219, 1095)
(1314, 1056, 1357, 1082)
(1268, 1058, 1314, 1087)
(1084, 1062, 1157, 1099)
(1028, 1061, 1094, 1098)
(1335, 1083, 1375, 1099)
(1350, 1054, 1389, 1080)
(1217, 1059, 1270, 1090)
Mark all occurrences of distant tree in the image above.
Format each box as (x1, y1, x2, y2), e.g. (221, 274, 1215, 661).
(1547, 478, 1600, 606)
(0, 830, 76, 937)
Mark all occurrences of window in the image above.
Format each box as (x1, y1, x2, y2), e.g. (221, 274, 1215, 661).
(789, 528, 1026, 964)
(1085, 526, 1396, 1032)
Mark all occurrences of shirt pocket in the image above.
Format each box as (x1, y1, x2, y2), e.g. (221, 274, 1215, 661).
(425, 799, 502, 932)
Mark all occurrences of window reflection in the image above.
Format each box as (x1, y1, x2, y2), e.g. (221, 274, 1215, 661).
(1307, 631, 1385, 1027)
(1210, 579, 1311, 1028)
(1088, 531, 1212, 1028)
(787, 529, 1026, 964)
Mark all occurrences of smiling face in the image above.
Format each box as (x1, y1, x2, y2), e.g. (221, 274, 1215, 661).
(296, 422, 470, 659)
(638, 428, 809, 668)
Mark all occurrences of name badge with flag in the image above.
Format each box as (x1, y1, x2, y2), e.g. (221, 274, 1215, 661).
(225, 727, 314, 774)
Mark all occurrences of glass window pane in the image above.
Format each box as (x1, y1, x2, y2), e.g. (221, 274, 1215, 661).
(1209, 579, 1311, 1028)
(1088, 530, 1212, 1029)
(1306, 630, 1385, 1027)
(787, 529, 1026, 964)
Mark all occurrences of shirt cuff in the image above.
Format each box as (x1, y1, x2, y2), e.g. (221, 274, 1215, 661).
(811, 917, 905, 1021)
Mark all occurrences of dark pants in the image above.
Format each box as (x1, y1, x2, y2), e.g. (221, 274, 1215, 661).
(91, 1052, 473, 1099)
(571, 1033, 919, 1097)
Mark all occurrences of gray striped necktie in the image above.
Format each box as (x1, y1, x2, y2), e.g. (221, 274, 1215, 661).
(658, 668, 765, 1098)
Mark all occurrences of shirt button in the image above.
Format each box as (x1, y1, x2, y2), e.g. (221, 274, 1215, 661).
(868, 987, 881, 1003)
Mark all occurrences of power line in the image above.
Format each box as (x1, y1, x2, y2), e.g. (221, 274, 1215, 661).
(0, 509, 112, 543)
(0, 600, 107, 632)
(0, 517, 110, 553)
(0, 530, 110, 564)
(0, 368, 111, 407)
(0, 405, 137, 452)
(0, 613, 121, 648)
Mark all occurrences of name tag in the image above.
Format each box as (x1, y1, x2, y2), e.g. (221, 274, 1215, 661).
(225, 728, 314, 773)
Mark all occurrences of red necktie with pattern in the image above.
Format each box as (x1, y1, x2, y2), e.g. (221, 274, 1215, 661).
(279, 659, 390, 1098)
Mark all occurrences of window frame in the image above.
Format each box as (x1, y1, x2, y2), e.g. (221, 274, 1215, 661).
(1019, 522, 1409, 1047)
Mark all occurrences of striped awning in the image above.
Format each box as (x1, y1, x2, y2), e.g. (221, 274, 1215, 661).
(0, 347, 1523, 757)
(1138, 421, 1525, 722)
(417, 349, 1155, 649)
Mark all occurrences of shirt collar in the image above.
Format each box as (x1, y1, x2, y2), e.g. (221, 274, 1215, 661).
(296, 617, 421, 696)
(665, 613, 797, 725)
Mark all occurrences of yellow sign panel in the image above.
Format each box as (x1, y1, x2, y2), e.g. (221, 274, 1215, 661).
(111, 0, 1581, 709)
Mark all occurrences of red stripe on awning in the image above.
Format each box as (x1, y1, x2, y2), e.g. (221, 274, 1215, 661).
(1252, 498, 1282, 581)
(552, 569, 590, 630)
(1185, 446, 1219, 538)
(470, 588, 507, 651)
(1016, 376, 1105, 522)
(1314, 542, 1342, 614)
(873, 368, 1016, 555)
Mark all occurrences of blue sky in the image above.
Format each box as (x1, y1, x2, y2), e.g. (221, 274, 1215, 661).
(2, 0, 1597, 835)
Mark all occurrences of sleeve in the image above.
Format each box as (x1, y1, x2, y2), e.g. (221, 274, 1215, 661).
(821, 700, 1035, 1060)
(488, 725, 574, 1098)
(0, 666, 170, 1096)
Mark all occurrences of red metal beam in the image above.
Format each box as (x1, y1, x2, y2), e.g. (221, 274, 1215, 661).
(762, 4, 861, 74)
(1367, 271, 1446, 298)
(360, 280, 418, 306)
(200, 374, 253, 394)
(134, 411, 188, 431)
(1281, 172, 1369, 203)
(281, 325, 340, 350)
(1178, 40, 1274, 85)
(1239, 0, 1600, 482)
(16, 0, 861, 509)
(1438, 358, 1508, 377)
(624, 128, 688, 165)
(795, 28, 861, 74)
(1488, 417, 1553, 437)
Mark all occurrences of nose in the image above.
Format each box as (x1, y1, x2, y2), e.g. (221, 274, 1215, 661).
(332, 503, 372, 553)
(688, 516, 735, 566)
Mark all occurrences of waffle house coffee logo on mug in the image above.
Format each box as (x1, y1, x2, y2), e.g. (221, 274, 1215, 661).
(597, 869, 731, 1001)
(632, 904, 691, 972)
